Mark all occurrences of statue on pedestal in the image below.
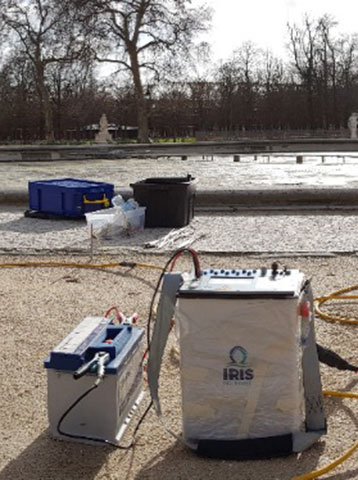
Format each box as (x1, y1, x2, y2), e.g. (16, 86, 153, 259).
(95, 114, 113, 143)
(348, 113, 358, 140)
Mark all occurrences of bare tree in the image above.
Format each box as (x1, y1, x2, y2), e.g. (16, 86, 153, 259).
(78, 0, 211, 143)
(0, 51, 39, 140)
(47, 60, 98, 137)
(259, 51, 286, 129)
(216, 60, 240, 131)
(288, 15, 321, 128)
(230, 42, 262, 129)
(2, 0, 87, 141)
(336, 35, 358, 123)
(288, 13, 358, 129)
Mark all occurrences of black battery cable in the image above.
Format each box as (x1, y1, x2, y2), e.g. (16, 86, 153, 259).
(56, 355, 152, 449)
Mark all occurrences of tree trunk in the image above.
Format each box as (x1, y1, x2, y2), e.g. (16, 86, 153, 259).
(307, 81, 315, 129)
(43, 87, 55, 142)
(331, 60, 338, 127)
(128, 45, 149, 143)
(137, 96, 149, 143)
(36, 62, 55, 142)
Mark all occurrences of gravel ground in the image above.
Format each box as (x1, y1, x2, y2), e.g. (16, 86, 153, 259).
(2, 206, 358, 255)
(3, 151, 358, 479)
(3, 154, 358, 192)
(1, 252, 358, 480)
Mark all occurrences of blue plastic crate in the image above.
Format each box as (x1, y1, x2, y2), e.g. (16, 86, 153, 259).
(28, 178, 114, 217)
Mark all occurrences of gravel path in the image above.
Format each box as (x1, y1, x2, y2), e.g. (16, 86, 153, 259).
(3, 154, 358, 192)
(2, 154, 358, 479)
(1, 252, 358, 480)
(1, 206, 358, 254)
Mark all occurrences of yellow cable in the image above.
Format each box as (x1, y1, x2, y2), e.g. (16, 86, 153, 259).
(0, 261, 164, 271)
(314, 284, 358, 324)
(135, 262, 164, 271)
(292, 390, 358, 480)
(323, 390, 358, 400)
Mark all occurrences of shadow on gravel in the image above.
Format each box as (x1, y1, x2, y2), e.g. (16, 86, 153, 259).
(198, 209, 358, 217)
(135, 440, 325, 480)
(0, 431, 111, 480)
(0, 216, 85, 233)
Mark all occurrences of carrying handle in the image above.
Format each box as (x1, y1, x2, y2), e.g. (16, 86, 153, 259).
(83, 194, 110, 208)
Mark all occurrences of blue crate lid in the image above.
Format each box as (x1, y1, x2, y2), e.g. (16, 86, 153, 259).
(29, 178, 114, 189)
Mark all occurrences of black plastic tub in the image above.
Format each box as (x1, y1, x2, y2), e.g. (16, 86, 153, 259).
(130, 175, 196, 228)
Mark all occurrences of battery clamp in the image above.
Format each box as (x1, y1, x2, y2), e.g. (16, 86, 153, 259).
(148, 265, 327, 459)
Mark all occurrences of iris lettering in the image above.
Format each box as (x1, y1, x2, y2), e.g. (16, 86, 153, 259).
(223, 367, 254, 382)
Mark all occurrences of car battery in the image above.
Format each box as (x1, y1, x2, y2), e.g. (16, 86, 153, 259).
(176, 267, 308, 445)
(29, 178, 114, 217)
(44, 316, 144, 445)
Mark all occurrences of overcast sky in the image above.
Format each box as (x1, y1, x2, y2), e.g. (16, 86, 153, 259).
(201, 0, 358, 61)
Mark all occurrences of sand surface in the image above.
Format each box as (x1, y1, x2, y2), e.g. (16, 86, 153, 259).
(1, 252, 358, 479)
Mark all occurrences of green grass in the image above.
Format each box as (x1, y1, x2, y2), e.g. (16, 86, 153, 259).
(154, 137, 196, 144)
(0, 136, 198, 146)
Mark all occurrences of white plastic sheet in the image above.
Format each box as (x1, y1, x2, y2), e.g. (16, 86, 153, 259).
(176, 296, 305, 443)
